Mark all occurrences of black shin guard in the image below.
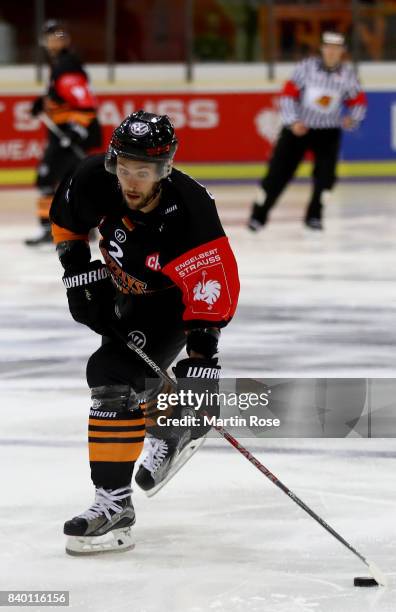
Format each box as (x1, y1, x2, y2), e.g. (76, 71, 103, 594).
(88, 384, 145, 489)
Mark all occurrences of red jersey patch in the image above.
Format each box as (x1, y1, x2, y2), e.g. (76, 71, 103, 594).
(162, 236, 239, 325)
(145, 253, 161, 271)
(55, 73, 97, 108)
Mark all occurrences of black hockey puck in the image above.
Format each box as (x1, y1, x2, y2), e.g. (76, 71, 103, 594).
(354, 577, 378, 587)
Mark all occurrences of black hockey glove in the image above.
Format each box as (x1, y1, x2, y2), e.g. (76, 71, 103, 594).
(61, 122, 89, 147)
(62, 260, 116, 335)
(186, 328, 219, 359)
(31, 96, 44, 117)
(173, 357, 221, 439)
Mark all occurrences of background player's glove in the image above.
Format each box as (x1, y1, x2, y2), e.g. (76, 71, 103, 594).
(173, 357, 221, 439)
(62, 260, 116, 335)
(31, 97, 44, 117)
(61, 122, 89, 147)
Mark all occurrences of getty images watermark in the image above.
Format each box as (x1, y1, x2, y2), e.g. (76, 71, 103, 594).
(143, 378, 396, 438)
(155, 387, 281, 429)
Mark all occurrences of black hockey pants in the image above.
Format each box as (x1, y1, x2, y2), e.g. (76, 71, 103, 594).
(35, 119, 102, 225)
(86, 299, 186, 490)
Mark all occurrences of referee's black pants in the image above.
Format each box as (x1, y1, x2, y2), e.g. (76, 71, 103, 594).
(260, 127, 341, 219)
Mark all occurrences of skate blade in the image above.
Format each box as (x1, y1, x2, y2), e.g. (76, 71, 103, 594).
(65, 527, 135, 556)
(145, 436, 206, 498)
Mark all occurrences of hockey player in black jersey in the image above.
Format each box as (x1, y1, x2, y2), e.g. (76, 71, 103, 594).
(26, 20, 102, 246)
(50, 111, 240, 554)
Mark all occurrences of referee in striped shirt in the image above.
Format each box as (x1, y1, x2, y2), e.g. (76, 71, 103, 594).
(248, 32, 367, 231)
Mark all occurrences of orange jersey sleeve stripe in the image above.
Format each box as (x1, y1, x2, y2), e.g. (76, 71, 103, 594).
(49, 110, 96, 126)
(51, 222, 89, 244)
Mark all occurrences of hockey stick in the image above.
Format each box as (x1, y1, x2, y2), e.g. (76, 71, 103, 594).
(117, 330, 387, 586)
(211, 423, 387, 586)
(39, 113, 86, 159)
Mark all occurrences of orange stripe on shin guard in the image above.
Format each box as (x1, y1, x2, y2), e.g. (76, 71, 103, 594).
(88, 413, 145, 463)
(89, 440, 144, 462)
(88, 418, 145, 428)
(89, 429, 144, 439)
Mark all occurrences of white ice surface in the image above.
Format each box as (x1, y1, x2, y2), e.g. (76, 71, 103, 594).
(0, 183, 396, 611)
(1, 434, 395, 612)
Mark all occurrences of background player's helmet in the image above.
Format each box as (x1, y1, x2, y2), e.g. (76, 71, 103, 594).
(105, 111, 178, 179)
(40, 19, 69, 42)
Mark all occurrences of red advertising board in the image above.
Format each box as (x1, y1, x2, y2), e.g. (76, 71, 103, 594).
(0, 92, 280, 168)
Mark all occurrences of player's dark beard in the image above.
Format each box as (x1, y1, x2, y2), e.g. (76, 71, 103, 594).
(142, 183, 162, 209)
(123, 182, 162, 211)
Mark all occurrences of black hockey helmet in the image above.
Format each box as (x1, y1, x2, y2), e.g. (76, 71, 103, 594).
(40, 20, 70, 47)
(105, 111, 178, 179)
(41, 19, 69, 38)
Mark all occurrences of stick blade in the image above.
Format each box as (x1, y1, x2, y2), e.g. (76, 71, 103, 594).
(367, 561, 388, 586)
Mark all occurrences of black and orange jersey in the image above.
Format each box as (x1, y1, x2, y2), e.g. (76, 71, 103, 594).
(44, 49, 98, 127)
(50, 154, 240, 330)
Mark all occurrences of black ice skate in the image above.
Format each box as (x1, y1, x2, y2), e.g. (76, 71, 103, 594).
(25, 224, 53, 246)
(248, 202, 268, 232)
(135, 433, 206, 497)
(64, 486, 135, 555)
(304, 202, 323, 230)
(304, 216, 323, 231)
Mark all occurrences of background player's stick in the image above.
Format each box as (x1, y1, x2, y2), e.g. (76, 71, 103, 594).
(39, 113, 86, 159)
(116, 329, 387, 586)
